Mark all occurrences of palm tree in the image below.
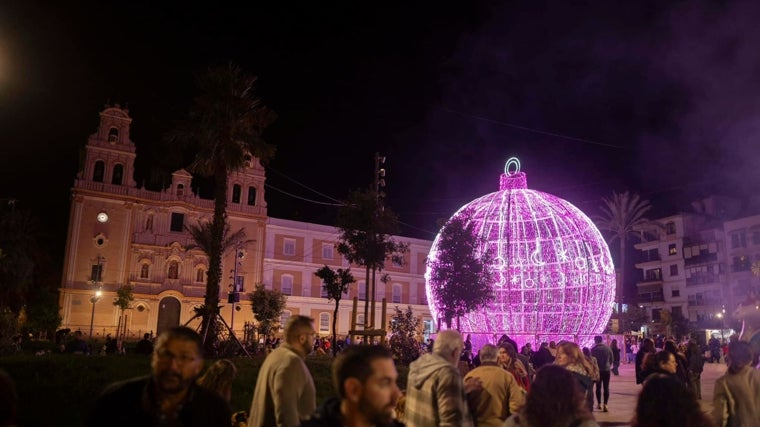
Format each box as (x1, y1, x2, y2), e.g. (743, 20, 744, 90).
(596, 191, 655, 311)
(167, 62, 276, 351)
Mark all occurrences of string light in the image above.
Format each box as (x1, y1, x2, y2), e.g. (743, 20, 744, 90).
(425, 158, 615, 347)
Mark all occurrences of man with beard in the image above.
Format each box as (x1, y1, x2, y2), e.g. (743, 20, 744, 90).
(87, 326, 230, 427)
(301, 345, 403, 427)
(249, 315, 317, 427)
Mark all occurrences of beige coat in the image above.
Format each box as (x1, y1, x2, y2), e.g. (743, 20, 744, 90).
(712, 365, 760, 427)
(464, 362, 525, 427)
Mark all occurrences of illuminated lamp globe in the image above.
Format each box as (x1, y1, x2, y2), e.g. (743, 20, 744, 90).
(424, 158, 616, 348)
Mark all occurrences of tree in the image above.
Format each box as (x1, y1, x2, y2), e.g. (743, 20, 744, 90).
(113, 284, 134, 343)
(427, 209, 496, 329)
(596, 192, 655, 310)
(335, 189, 407, 332)
(619, 304, 649, 332)
(314, 265, 355, 356)
(167, 62, 276, 351)
(388, 306, 421, 365)
(250, 284, 287, 338)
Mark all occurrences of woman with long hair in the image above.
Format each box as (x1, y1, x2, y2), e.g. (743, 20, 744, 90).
(631, 374, 714, 427)
(555, 341, 596, 411)
(499, 342, 530, 391)
(504, 364, 598, 427)
(635, 338, 655, 385)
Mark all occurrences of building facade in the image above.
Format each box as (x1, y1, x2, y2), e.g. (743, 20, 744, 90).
(633, 198, 760, 334)
(58, 106, 434, 340)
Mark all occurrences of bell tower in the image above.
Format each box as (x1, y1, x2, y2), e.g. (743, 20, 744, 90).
(78, 104, 137, 187)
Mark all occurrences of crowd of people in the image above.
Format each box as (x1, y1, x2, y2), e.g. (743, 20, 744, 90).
(79, 321, 760, 427)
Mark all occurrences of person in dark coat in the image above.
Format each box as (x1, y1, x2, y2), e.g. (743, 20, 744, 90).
(135, 333, 153, 355)
(635, 338, 655, 385)
(87, 326, 230, 427)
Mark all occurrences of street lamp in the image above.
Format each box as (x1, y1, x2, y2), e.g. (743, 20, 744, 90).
(89, 289, 102, 338)
(716, 308, 725, 344)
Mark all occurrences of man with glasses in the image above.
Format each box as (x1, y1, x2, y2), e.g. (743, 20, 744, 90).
(248, 315, 317, 427)
(87, 326, 231, 427)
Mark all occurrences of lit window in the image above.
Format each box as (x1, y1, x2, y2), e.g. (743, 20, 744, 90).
(319, 313, 330, 332)
(668, 244, 677, 255)
(283, 239, 295, 256)
(281, 275, 293, 295)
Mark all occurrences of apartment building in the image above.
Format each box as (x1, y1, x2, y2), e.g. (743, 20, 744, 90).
(58, 106, 434, 340)
(634, 197, 760, 332)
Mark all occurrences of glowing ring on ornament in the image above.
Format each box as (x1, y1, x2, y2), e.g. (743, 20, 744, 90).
(504, 157, 521, 176)
(524, 278, 536, 288)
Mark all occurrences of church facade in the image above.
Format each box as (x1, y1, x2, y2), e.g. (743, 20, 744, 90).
(58, 106, 434, 341)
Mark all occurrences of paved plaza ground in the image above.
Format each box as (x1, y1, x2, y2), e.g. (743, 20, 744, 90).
(591, 359, 726, 426)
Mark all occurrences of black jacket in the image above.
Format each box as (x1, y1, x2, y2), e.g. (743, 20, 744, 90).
(87, 376, 231, 427)
(301, 397, 405, 427)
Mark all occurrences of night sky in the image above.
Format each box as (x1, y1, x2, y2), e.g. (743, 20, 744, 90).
(2, 1, 760, 266)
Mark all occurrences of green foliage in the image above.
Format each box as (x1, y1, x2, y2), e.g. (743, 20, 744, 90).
(250, 284, 287, 336)
(22, 287, 62, 339)
(388, 306, 421, 365)
(335, 189, 408, 328)
(113, 285, 134, 311)
(618, 304, 649, 332)
(427, 209, 495, 329)
(0, 206, 40, 313)
(166, 62, 276, 350)
(314, 265, 355, 355)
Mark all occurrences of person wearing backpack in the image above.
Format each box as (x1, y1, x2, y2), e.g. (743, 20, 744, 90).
(686, 339, 705, 399)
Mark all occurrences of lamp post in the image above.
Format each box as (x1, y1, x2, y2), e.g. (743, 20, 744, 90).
(89, 289, 102, 338)
(229, 248, 244, 335)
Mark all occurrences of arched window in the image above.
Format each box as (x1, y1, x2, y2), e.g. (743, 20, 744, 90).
(196, 268, 205, 283)
(93, 161, 105, 182)
(112, 164, 124, 185)
(357, 314, 365, 328)
(232, 184, 241, 204)
(319, 313, 330, 333)
(281, 275, 293, 295)
(168, 261, 179, 280)
(392, 283, 402, 303)
(177, 184, 184, 197)
(247, 186, 256, 206)
(145, 215, 153, 231)
(140, 264, 150, 279)
(108, 127, 119, 142)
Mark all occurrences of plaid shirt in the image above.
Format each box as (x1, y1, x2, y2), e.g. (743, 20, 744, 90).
(404, 353, 475, 427)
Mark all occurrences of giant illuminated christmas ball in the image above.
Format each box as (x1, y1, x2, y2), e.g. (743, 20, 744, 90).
(425, 158, 616, 347)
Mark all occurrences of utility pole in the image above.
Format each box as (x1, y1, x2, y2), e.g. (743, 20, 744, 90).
(369, 153, 386, 330)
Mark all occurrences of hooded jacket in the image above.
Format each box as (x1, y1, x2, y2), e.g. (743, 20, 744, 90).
(404, 353, 474, 427)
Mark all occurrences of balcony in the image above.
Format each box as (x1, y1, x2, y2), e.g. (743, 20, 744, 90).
(637, 292, 664, 303)
(684, 252, 718, 266)
(685, 274, 722, 287)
